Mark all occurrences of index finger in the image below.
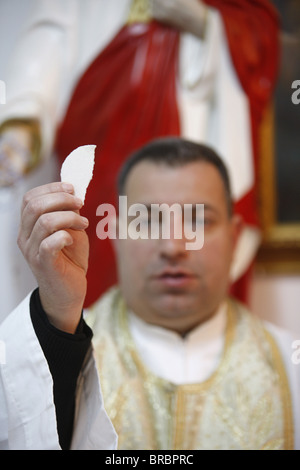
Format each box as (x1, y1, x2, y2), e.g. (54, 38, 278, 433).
(21, 182, 74, 213)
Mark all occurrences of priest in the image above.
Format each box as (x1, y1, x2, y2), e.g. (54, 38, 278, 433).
(0, 138, 298, 450)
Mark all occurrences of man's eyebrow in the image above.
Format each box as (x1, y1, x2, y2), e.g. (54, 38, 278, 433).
(203, 204, 220, 214)
(138, 203, 221, 218)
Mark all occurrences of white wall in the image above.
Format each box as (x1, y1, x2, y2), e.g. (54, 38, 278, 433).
(250, 272, 300, 336)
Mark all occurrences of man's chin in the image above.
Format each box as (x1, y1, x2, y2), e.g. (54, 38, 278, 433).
(149, 291, 198, 319)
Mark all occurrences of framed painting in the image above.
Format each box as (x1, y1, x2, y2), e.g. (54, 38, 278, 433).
(256, 0, 300, 273)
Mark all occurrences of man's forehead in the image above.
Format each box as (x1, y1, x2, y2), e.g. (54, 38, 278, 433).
(124, 159, 226, 199)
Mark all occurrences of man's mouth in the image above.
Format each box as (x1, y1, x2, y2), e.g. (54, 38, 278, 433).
(154, 269, 197, 288)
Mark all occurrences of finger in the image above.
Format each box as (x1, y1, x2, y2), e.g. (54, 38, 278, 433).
(20, 190, 83, 242)
(21, 210, 88, 263)
(30, 210, 88, 258)
(38, 229, 74, 264)
(21, 182, 75, 213)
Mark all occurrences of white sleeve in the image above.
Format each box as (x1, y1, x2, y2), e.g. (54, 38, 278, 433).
(71, 346, 118, 450)
(0, 293, 60, 449)
(0, 293, 117, 450)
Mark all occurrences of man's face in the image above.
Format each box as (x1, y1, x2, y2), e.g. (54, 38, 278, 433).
(114, 160, 242, 335)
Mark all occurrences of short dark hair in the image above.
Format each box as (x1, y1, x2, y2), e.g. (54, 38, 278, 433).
(117, 137, 233, 216)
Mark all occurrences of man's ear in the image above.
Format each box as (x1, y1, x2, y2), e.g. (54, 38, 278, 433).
(231, 213, 244, 250)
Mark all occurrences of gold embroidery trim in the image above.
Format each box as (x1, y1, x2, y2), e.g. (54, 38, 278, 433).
(126, 0, 152, 25)
(119, 297, 236, 449)
(263, 329, 294, 450)
(104, 291, 292, 449)
(118, 300, 168, 449)
(119, 298, 235, 392)
(172, 302, 236, 449)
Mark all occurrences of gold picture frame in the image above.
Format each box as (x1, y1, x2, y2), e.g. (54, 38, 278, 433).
(255, 0, 300, 274)
(256, 103, 300, 273)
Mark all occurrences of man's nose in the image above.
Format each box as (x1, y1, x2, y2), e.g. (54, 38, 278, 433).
(158, 219, 188, 260)
(159, 236, 187, 261)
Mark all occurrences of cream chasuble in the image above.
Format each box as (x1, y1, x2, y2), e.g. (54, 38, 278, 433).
(87, 287, 294, 450)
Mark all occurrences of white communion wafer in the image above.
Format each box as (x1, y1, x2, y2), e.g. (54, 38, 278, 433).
(60, 145, 96, 204)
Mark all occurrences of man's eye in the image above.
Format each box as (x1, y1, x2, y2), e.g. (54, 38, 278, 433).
(204, 217, 216, 226)
(184, 216, 204, 227)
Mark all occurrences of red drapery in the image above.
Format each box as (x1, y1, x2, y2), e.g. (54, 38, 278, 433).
(55, 0, 279, 307)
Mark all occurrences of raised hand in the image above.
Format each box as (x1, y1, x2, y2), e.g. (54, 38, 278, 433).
(17, 182, 90, 333)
